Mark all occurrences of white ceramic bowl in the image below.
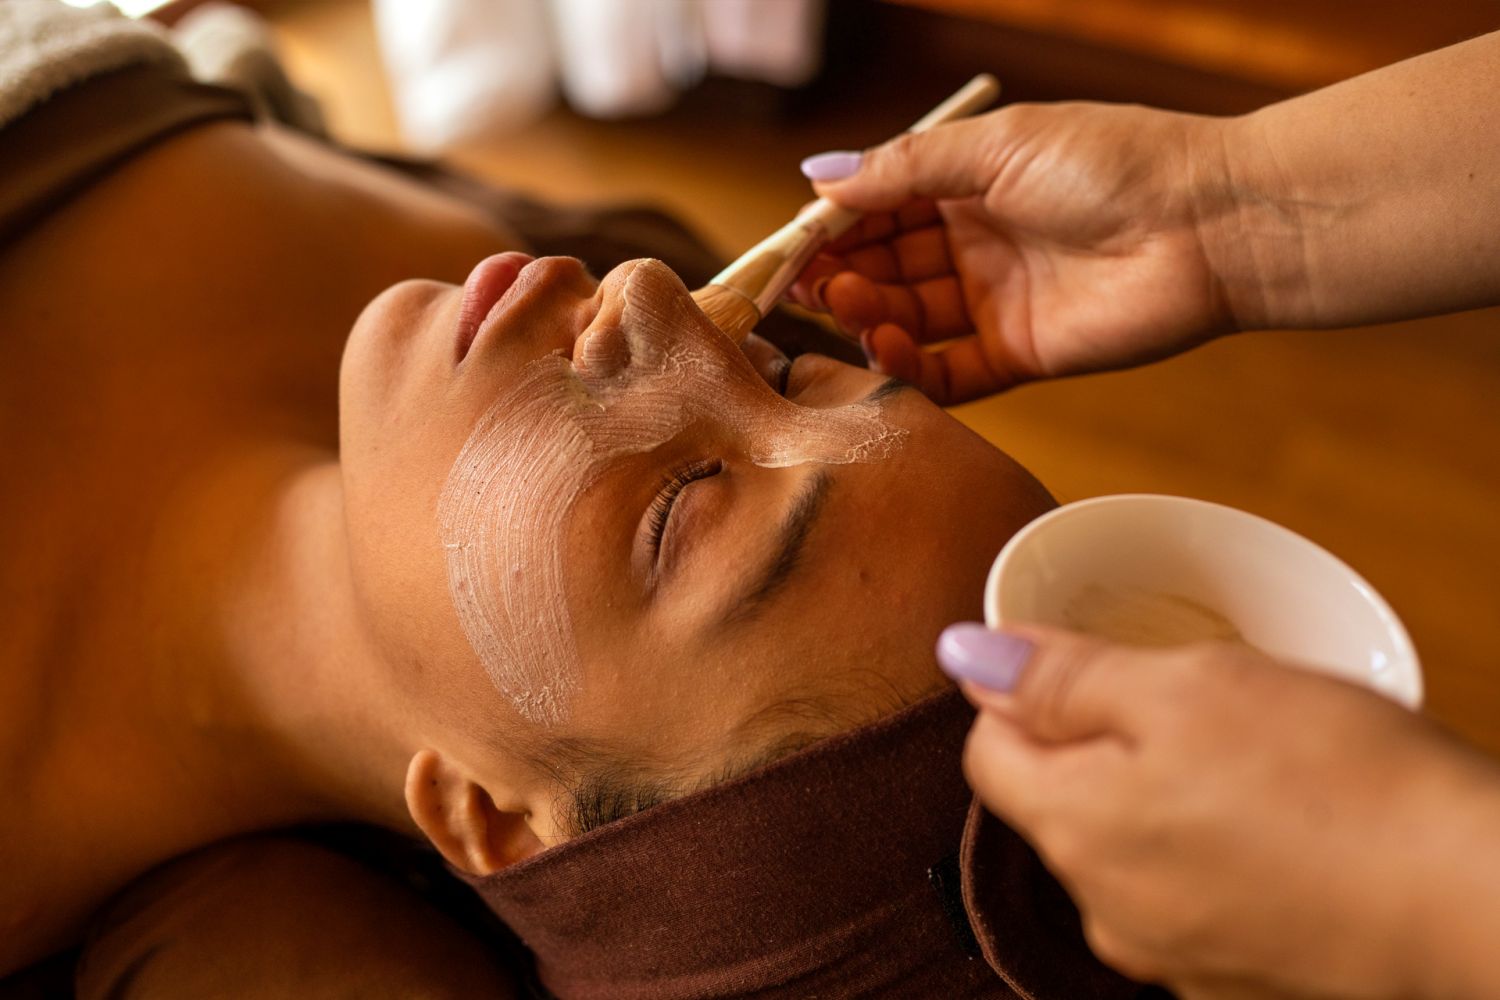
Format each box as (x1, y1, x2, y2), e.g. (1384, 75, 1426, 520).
(984, 494, 1422, 707)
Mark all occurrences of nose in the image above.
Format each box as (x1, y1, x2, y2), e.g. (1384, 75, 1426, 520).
(567, 258, 662, 377)
(573, 320, 631, 380)
(569, 258, 780, 390)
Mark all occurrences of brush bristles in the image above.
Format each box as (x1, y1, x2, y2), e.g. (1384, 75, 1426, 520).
(689, 76, 1002, 344)
(692, 283, 763, 341)
(693, 217, 828, 341)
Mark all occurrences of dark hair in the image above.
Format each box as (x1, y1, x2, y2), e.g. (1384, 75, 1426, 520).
(517, 728, 828, 837)
(524, 675, 936, 837)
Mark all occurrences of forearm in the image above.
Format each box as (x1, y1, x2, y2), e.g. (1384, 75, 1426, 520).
(1204, 30, 1500, 331)
(1406, 752, 1500, 1000)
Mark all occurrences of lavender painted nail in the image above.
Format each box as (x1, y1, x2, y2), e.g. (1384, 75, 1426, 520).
(800, 150, 863, 182)
(936, 623, 1033, 692)
(855, 329, 877, 371)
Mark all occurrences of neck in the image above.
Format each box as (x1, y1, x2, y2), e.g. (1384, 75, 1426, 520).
(151, 444, 418, 839)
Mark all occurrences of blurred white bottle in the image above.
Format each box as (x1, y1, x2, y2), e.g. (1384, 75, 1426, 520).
(373, 0, 557, 151)
(549, 0, 823, 118)
(549, 0, 704, 119)
(703, 0, 824, 88)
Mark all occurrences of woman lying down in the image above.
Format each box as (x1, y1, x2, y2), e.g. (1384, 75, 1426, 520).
(1, 3, 1146, 997)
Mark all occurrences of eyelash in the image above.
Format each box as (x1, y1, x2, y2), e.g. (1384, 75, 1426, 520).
(647, 458, 723, 551)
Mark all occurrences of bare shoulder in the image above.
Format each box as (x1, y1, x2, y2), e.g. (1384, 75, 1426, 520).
(0, 117, 524, 977)
(75, 836, 521, 999)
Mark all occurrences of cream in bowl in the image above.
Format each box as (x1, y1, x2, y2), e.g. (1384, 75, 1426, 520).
(984, 494, 1422, 708)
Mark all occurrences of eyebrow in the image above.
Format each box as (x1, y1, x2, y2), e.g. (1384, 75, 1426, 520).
(721, 468, 833, 629)
(863, 376, 913, 405)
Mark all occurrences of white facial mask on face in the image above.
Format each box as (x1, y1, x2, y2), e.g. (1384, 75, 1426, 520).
(438, 259, 905, 726)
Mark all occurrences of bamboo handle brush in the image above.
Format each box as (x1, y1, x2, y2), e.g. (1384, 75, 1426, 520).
(692, 73, 1001, 342)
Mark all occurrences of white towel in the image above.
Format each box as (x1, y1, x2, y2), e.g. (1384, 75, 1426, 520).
(373, 0, 827, 147)
(374, 0, 557, 152)
(0, 0, 182, 129)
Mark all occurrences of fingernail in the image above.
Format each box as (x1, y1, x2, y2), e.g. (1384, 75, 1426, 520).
(936, 623, 1033, 692)
(810, 276, 832, 310)
(800, 150, 863, 182)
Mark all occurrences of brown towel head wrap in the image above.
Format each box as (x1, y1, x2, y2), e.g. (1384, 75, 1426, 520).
(463, 689, 1152, 999)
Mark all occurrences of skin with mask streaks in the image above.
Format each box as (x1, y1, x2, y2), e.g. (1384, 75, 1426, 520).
(438, 260, 906, 725)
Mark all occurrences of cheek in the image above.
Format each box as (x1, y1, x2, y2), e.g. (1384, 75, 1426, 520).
(436, 359, 602, 728)
(339, 279, 453, 454)
(339, 282, 486, 670)
(341, 447, 459, 674)
(853, 411, 1054, 627)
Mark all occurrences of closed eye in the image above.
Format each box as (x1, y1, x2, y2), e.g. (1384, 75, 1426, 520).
(646, 458, 723, 556)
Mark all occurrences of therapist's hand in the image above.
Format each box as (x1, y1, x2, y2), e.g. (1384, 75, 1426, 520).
(791, 103, 1251, 404)
(936, 624, 1500, 1000)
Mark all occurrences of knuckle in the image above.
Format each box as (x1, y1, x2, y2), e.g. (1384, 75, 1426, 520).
(1198, 638, 1254, 672)
(959, 726, 992, 782)
(1163, 641, 1270, 713)
(991, 102, 1030, 137)
(1157, 644, 1227, 700)
(961, 722, 1043, 828)
(878, 131, 922, 177)
(1133, 891, 1217, 964)
(1082, 919, 1160, 982)
(960, 724, 1012, 800)
(1025, 789, 1104, 875)
(982, 104, 1032, 159)
(1035, 821, 1084, 873)
(1017, 639, 1099, 729)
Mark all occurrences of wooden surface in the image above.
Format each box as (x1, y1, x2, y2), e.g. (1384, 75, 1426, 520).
(889, 0, 1499, 91)
(264, 0, 1500, 756)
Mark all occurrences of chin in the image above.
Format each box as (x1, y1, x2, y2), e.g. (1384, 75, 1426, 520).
(340, 279, 453, 442)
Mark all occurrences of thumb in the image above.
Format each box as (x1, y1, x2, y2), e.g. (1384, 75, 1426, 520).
(937, 622, 1149, 744)
(801, 112, 1008, 213)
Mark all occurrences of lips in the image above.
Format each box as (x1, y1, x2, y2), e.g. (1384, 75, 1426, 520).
(454, 251, 535, 363)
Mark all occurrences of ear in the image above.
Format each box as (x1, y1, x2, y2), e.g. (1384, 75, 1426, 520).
(404, 749, 545, 875)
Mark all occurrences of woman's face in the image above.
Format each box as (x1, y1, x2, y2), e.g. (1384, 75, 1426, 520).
(339, 255, 1052, 827)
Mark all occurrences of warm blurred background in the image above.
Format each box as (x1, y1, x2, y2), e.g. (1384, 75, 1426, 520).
(148, 0, 1500, 752)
